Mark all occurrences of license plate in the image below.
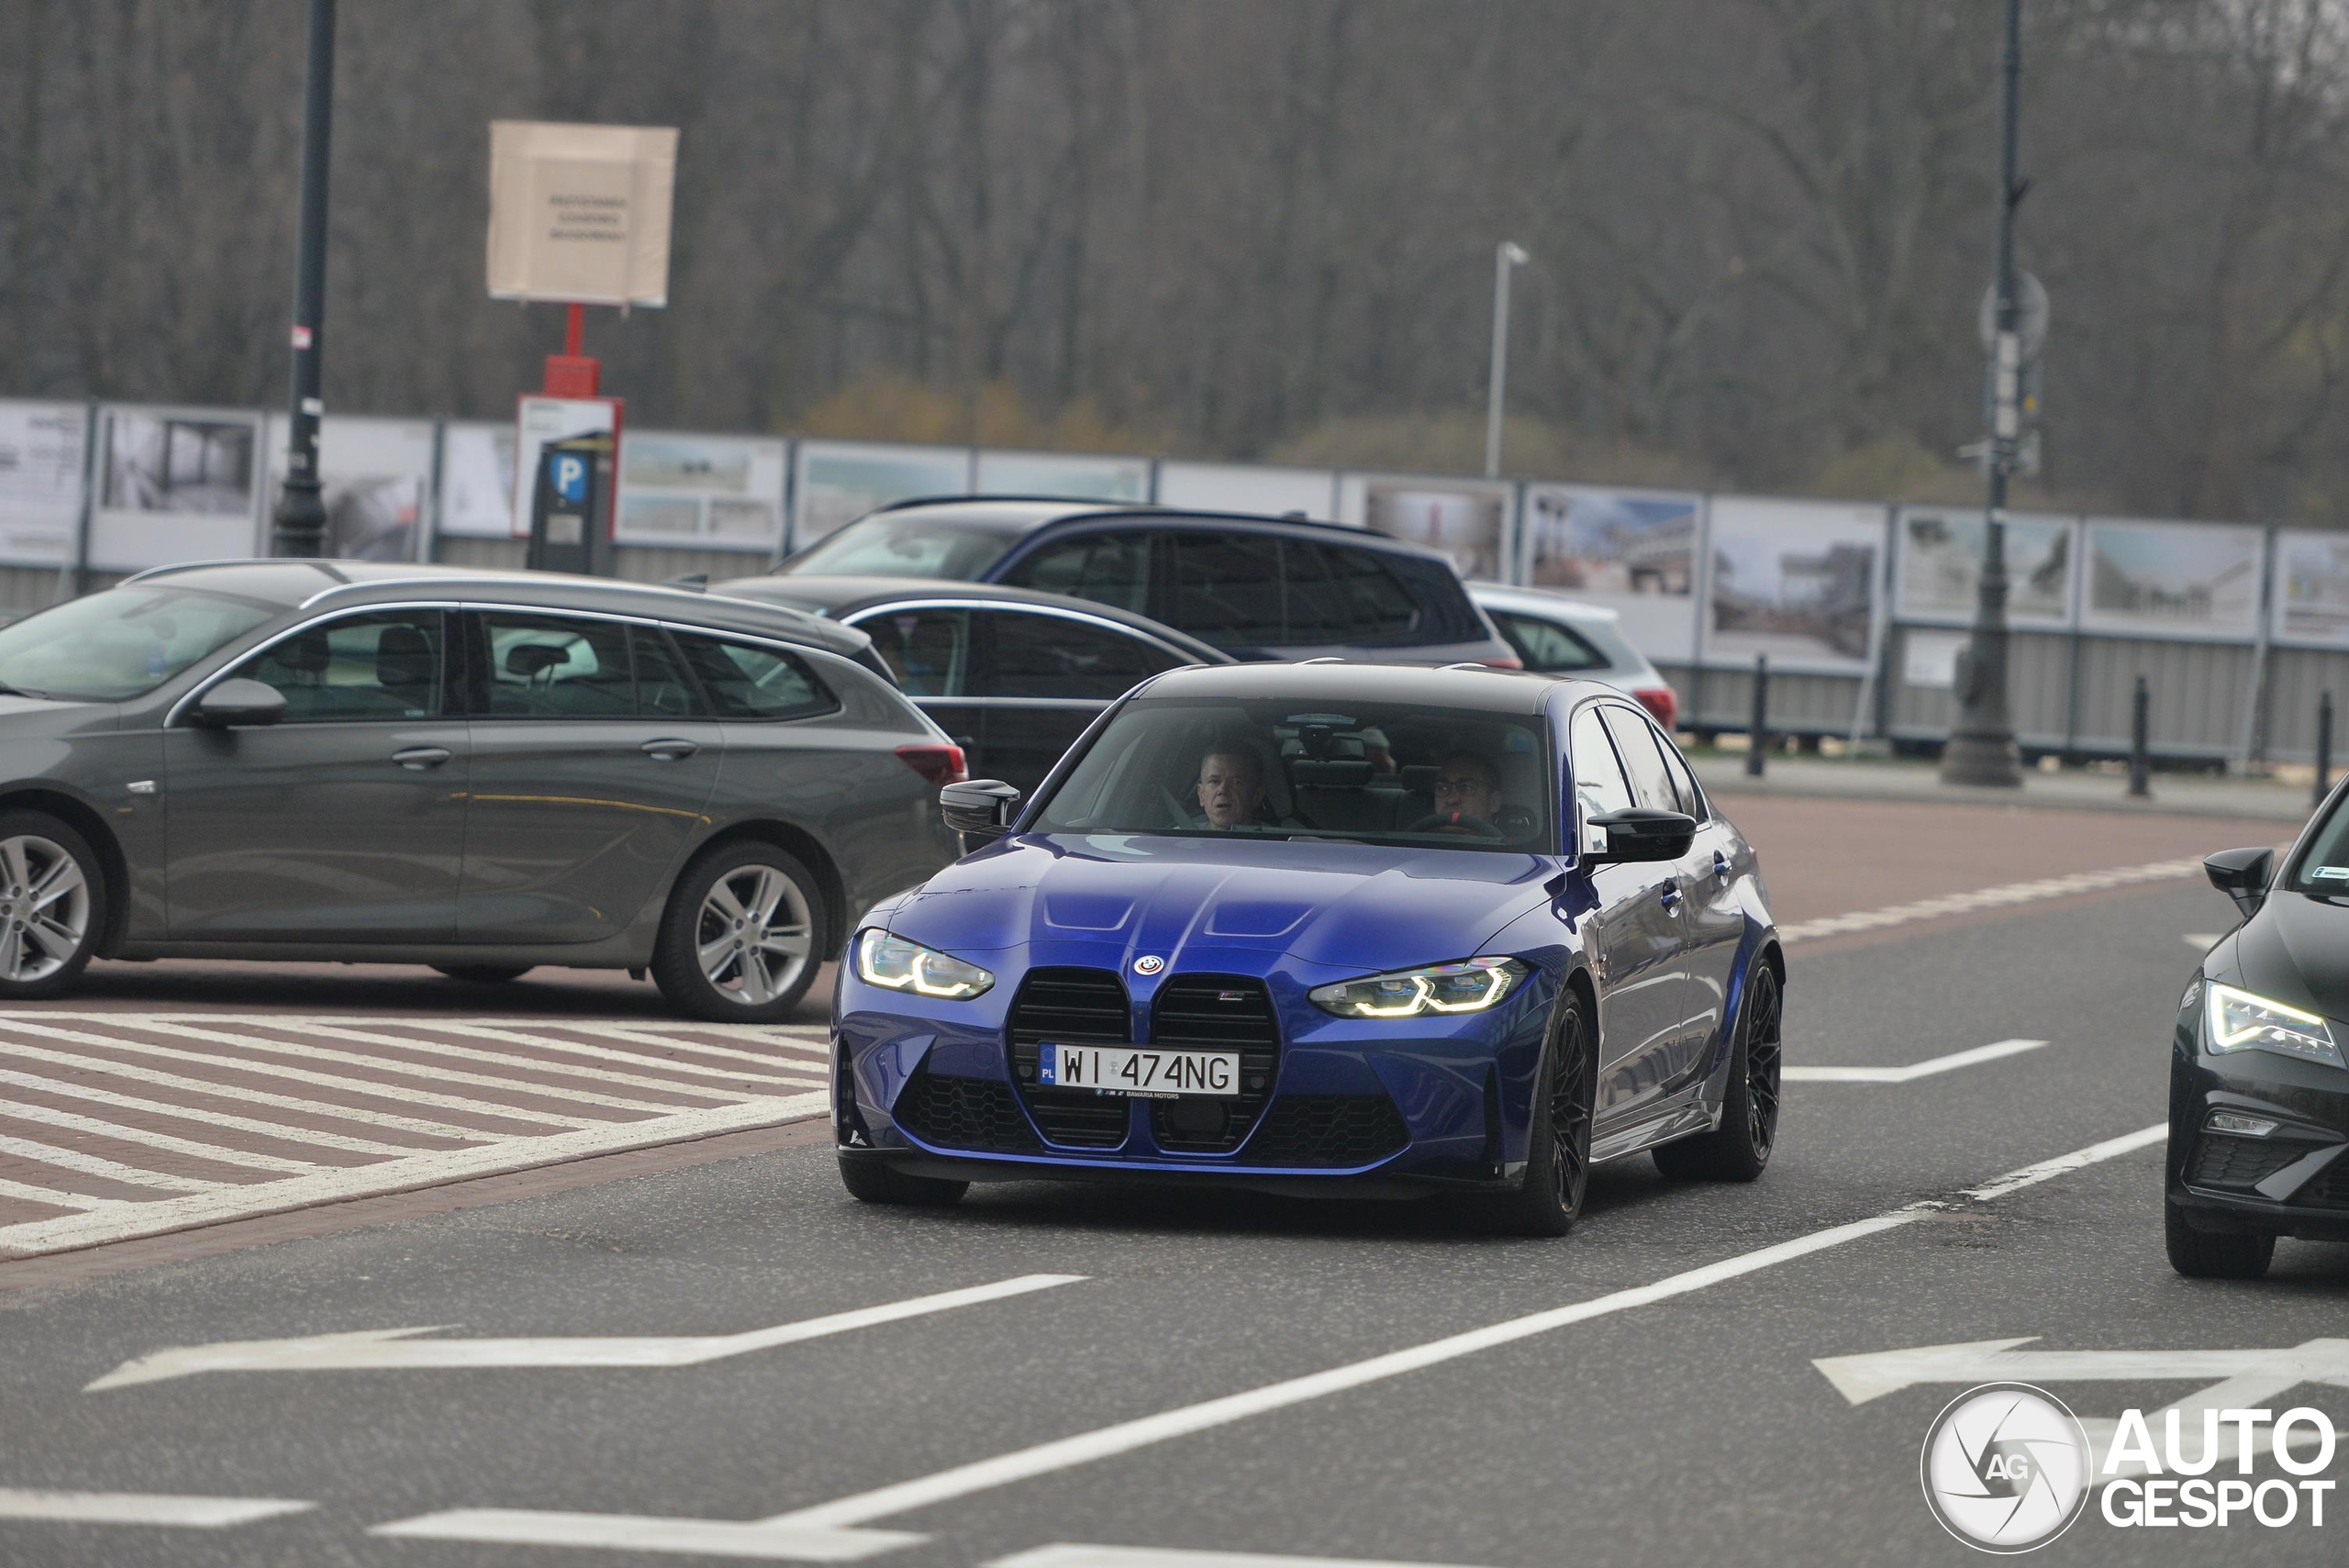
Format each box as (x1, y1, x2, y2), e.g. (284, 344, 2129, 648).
(1037, 1043, 1240, 1098)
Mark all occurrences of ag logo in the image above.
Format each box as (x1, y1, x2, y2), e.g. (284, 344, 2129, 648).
(1920, 1383, 2091, 1553)
(1132, 954, 1164, 975)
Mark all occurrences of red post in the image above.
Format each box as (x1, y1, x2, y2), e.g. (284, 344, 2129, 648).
(564, 302, 584, 359)
(543, 301, 599, 397)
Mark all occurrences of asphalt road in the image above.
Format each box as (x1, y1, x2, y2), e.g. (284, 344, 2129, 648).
(1, 801, 2343, 1567)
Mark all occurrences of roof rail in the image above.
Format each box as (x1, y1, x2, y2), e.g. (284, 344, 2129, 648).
(873, 494, 1138, 514)
(117, 558, 273, 585)
(1297, 656, 1346, 664)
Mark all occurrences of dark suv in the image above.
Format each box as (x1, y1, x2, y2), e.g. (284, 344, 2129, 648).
(776, 500, 1520, 666)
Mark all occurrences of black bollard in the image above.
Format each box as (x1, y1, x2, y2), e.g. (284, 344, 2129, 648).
(2318, 691, 2334, 809)
(2128, 674, 2152, 798)
(1745, 654, 1769, 778)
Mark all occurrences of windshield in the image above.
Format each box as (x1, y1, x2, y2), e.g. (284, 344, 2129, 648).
(1031, 697, 1553, 852)
(2290, 799, 2349, 894)
(779, 514, 1027, 580)
(0, 585, 277, 702)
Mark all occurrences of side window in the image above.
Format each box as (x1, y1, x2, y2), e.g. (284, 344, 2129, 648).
(1569, 706, 1634, 828)
(630, 627, 704, 719)
(675, 634, 837, 720)
(856, 607, 970, 697)
(1319, 543, 1421, 639)
(1167, 531, 1286, 645)
(230, 610, 444, 723)
(1653, 726, 1707, 821)
(999, 531, 1150, 613)
(1492, 610, 1607, 673)
(979, 610, 1178, 700)
(478, 612, 633, 718)
(1599, 704, 1680, 813)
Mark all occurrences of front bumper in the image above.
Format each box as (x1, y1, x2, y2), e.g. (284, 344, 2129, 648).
(2168, 1006, 2349, 1242)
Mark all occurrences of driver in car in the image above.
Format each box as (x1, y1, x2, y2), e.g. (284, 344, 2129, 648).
(1429, 751, 1508, 834)
(1196, 747, 1268, 830)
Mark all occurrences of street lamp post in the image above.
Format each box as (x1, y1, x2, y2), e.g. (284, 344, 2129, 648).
(1941, 0, 2026, 787)
(1485, 241, 1529, 479)
(271, 0, 337, 559)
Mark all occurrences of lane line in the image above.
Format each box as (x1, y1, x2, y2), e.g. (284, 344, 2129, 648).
(1778, 857, 2204, 944)
(0, 1067, 429, 1157)
(992, 1550, 1490, 1568)
(0, 1101, 327, 1175)
(1784, 1038, 2048, 1084)
(0, 1090, 826, 1261)
(88, 1273, 1086, 1389)
(0, 1487, 313, 1528)
(0, 1133, 224, 1193)
(374, 1121, 2170, 1560)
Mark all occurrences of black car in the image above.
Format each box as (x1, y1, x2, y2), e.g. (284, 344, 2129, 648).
(2169, 804, 2349, 1276)
(774, 498, 1520, 667)
(711, 576, 1230, 795)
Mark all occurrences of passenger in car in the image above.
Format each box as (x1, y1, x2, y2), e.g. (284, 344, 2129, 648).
(1196, 747, 1268, 830)
(1429, 751, 1506, 832)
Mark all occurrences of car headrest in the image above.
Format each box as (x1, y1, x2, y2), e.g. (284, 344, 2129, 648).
(506, 642, 567, 680)
(376, 625, 434, 690)
(279, 630, 330, 677)
(1289, 758, 1372, 787)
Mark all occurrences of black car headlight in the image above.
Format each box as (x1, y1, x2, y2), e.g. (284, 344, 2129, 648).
(2204, 982, 2344, 1069)
(1308, 957, 1529, 1018)
(852, 929, 995, 1000)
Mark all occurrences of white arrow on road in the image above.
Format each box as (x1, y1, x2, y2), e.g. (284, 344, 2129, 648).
(87, 1273, 1082, 1391)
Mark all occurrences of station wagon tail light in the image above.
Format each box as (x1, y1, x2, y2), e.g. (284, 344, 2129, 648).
(853, 929, 995, 999)
(896, 743, 968, 786)
(2203, 982, 2343, 1068)
(1634, 685, 1679, 731)
(1484, 652, 1523, 670)
(1309, 957, 1530, 1018)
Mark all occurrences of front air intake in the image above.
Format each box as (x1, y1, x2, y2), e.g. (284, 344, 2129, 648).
(1008, 967, 1132, 1147)
(1147, 974, 1280, 1153)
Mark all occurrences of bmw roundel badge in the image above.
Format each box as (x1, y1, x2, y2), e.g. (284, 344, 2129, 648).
(1133, 954, 1165, 975)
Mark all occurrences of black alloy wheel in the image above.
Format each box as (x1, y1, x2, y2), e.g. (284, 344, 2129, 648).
(1469, 993, 1595, 1237)
(1654, 955, 1780, 1182)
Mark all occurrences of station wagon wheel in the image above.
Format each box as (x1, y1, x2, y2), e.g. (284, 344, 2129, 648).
(651, 841, 826, 1022)
(1653, 954, 1781, 1183)
(0, 812, 106, 998)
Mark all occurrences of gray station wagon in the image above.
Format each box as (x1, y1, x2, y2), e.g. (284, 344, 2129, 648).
(0, 561, 961, 1019)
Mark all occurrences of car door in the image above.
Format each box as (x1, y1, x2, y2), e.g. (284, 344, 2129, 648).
(161, 606, 468, 941)
(847, 603, 985, 759)
(1648, 725, 1745, 1061)
(969, 606, 1190, 795)
(1597, 702, 1712, 1089)
(1566, 702, 1689, 1119)
(456, 611, 723, 944)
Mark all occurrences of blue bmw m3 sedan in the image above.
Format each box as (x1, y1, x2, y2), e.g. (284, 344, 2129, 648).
(831, 662, 1783, 1234)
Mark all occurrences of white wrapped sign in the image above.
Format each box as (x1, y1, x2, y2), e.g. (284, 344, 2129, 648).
(2080, 518, 2263, 640)
(618, 431, 785, 550)
(88, 405, 264, 571)
(792, 440, 971, 550)
(0, 401, 87, 567)
(1520, 484, 1700, 662)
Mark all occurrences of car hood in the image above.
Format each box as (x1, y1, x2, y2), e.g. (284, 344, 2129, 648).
(2224, 890, 2349, 1019)
(885, 832, 1555, 974)
(0, 694, 115, 737)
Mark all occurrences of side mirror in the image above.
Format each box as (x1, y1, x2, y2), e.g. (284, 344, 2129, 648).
(941, 778, 1022, 852)
(2204, 846, 2274, 921)
(192, 678, 287, 729)
(1584, 807, 1697, 864)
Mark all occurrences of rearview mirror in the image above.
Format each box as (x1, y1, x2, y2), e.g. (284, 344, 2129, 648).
(2204, 846, 2274, 921)
(192, 678, 287, 729)
(941, 779, 1022, 852)
(1584, 807, 1696, 864)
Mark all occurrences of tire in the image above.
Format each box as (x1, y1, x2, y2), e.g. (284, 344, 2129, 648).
(651, 840, 826, 1023)
(431, 965, 533, 984)
(2165, 1195, 2274, 1279)
(0, 810, 106, 1000)
(1654, 954, 1781, 1183)
(1464, 992, 1596, 1237)
(838, 1155, 968, 1207)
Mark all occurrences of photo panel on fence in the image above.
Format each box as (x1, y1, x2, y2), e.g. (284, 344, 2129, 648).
(1337, 473, 1514, 583)
(263, 413, 436, 563)
(791, 439, 973, 551)
(87, 405, 265, 572)
(2078, 517, 2266, 641)
(1892, 506, 2077, 630)
(1519, 483, 1702, 664)
(1699, 495, 1887, 674)
(2269, 528, 2349, 648)
(1153, 461, 1339, 520)
(436, 421, 518, 539)
(972, 448, 1150, 503)
(0, 400, 88, 569)
(617, 430, 785, 552)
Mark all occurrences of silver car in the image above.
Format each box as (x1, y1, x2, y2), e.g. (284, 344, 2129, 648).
(0, 562, 961, 1019)
(1470, 584, 1681, 732)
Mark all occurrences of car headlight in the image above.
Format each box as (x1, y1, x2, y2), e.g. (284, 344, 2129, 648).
(1308, 957, 1529, 1018)
(852, 929, 995, 1000)
(2204, 982, 2344, 1068)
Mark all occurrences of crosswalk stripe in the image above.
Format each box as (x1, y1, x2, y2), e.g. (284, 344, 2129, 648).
(0, 1178, 110, 1211)
(551, 1019, 832, 1063)
(0, 1132, 226, 1192)
(0, 1101, 327, 1174)
(276, 1020, 758, 1101)
(0, 1067, 430, 1157)
(408, 1021, 822, 1089)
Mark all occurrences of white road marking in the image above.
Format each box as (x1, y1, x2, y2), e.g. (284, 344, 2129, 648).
(0, 1066, 427, 1157)
(0, 1100, 325, 1174)
(88, 1273, 1085, 1390)
(557, 1020, 833, 1064)
(0, 1179, 108, 1211)
(0, 1090, 825, 1262)
(0, 1487, 314, 1528)
(373, 1122, 2170, 1562)
(0, 1131, 225, 1193)
(416, 1021, 821, 1089)
(1784, 1038, 2048, 1084)
(283, 1019, 752, 1102)
(992, 1548, 1491, 1568)
(1778, 857, 2205, 944)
